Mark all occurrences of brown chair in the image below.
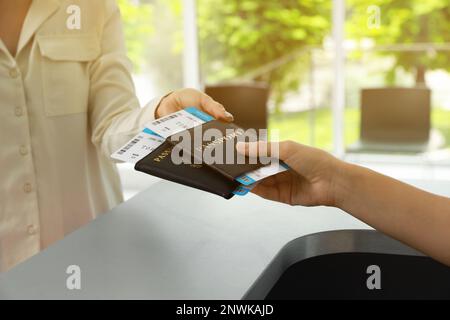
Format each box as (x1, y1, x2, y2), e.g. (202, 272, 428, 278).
(205, 83, 270, 130)
(360, 87, 431, 144)
(348, 87, 437, 153)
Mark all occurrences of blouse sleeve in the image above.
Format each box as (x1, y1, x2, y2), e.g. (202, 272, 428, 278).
(88, 0, 163, 159)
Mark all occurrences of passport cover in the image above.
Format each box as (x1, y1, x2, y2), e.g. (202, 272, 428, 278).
(134, 120, 263, 199)
(135, 140, 240, 199)
(167, 120, 265, 180)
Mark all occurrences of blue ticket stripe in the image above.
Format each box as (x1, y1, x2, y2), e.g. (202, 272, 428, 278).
(143, 128, 162, 137)
(281, 162, 290, 169)
(233, 185, 251, 196)
(233, 183, 257, 196)
(236, 175, 256, 186)
(184, 107, 215, 122)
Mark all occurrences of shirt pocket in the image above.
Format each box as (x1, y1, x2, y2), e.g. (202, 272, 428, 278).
(37, 34, 101, 117)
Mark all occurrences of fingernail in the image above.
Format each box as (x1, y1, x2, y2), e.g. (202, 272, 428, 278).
(225, 111, 234, 120)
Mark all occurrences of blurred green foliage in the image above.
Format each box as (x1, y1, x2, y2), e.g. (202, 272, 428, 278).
(269, 107, 450, 149)
(346, 0, 450, 85)
(117, 0, 154, 72)
(118, 0, 450, 103)
(197, 0, 331, 111)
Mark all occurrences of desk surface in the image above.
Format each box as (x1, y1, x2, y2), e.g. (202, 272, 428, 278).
(1, 179, 449, 299)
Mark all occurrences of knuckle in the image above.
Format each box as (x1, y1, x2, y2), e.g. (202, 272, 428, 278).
(284, 140, 296, 148)
(284, 140, 299, 153)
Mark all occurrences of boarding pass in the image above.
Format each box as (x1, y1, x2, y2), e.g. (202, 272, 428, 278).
(236, 162, 290, 186)
(111, 107, 289, 186)
(111, 107, 213, 164)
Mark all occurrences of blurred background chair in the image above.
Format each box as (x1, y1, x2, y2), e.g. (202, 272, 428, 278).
(348, 87, 445, 153)
(205, 83, 270, 131)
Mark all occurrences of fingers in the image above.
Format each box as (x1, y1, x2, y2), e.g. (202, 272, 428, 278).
(160, 88, 234, 121)
(251, 183, 282, 203)
(236, 140, 296, 162)
(200, 93, 234, 122)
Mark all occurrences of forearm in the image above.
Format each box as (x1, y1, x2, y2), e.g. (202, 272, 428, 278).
(93, 97, 161, 158)
(335, 162, 450, 266)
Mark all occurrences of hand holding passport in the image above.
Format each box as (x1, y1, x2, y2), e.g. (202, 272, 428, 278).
(111, 107, 288, 199)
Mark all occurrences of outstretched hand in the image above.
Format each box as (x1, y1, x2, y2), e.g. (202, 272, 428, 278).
(155, 88, 234, 122)
(236, 140, 345, 207)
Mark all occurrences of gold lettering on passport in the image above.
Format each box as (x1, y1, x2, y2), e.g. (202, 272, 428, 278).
(153, 147, 173, 163)
(196, 129, 244, 153)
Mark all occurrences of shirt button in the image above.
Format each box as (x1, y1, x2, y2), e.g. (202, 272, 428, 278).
(15, 107, 24, 117)
(27, 225, 38, 236)
(9, 68, 20, 78)
(20, 145, 28, 156)
(23, 183, 33, 193)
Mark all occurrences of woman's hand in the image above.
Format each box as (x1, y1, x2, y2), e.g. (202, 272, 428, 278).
(237, 141, 450, 267)
(155, 88, 234, 122)
(236, 140, 347, 207)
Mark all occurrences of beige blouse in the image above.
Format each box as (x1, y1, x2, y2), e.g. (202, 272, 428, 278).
(0, 0, 160, 272)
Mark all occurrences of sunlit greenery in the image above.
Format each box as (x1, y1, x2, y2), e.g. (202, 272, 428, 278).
(198, 0, 331, 109)
(117, 0, 450, 150)
(346, 0, 450, 85)
(117, 0, 183, 93)
(269, 107, 450, 150)
(117, 0, 154, 72)
(119, 0, 450, 94)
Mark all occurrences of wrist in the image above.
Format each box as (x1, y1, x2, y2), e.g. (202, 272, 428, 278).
(331, 160, 361, 210)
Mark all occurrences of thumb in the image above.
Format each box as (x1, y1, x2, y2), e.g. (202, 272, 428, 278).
(237, 141, 338, 184)
(235, 140, 295, 163)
